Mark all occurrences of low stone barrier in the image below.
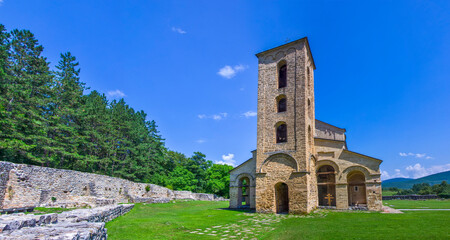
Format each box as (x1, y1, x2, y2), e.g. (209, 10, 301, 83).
(0, 213, 57, 232)
(0, 222, 106, 240)
(0, 204, 134, 239)
(382, 195, 438, 200)
(0, 161, 228, 209)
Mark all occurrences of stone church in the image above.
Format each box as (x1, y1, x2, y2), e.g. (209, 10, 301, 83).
(229, 37, 383, 213)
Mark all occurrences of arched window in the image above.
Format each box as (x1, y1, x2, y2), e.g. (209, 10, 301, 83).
(278, 64, 287, 88)
(317, 165, 336, 206)
(277, 97, 287, 112)
(276, 123, 287, 143)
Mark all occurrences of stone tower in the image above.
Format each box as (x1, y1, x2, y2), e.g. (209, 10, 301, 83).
(255, 37, 318, 213)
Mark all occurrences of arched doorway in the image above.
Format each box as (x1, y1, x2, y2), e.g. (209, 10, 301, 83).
(317, 165, 336, 206)
(275, 182, 289, 213)
(347, 172, 367, 206)
(238, 177, 250, 208)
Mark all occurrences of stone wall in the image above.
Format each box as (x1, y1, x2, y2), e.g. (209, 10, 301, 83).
(0, 161, 226, 209)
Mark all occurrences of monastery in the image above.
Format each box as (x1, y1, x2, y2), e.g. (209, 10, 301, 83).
(229, 38, 383, 213)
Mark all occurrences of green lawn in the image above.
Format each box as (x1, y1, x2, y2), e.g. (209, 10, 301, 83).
(25, 207, 80, 215)
(383, 199, 450, 209)
(106, 201, 450, 240)
(382, 190, 397, 196)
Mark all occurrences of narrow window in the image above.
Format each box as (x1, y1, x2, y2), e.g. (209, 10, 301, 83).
(278, 98, 286, 112)
(278, 64, 287, 88)
(307, 67, 310, 88)
(276, 123, 287, 143)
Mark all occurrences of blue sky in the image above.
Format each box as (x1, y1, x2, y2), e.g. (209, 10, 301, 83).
(1, 0, 449, 180)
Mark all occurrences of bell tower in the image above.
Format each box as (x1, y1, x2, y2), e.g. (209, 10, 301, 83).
(254, 37, 317, 213)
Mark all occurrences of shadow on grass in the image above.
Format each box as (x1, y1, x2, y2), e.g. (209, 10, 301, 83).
(217, 207, 256, 213)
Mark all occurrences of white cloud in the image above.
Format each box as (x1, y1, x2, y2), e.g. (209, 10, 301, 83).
(218, 64, 248, 79)
(215, 153, 236, 166)
(171, 27, 186, 34)
(198, 112, 228, 120)
(399, 152, 432, 159)
(381, 168, 408, 180)
(242, 111, 257, 118)
(195, 139, 206, 144)
(107, 90, 126, 98)
(406, 163, 450, 179)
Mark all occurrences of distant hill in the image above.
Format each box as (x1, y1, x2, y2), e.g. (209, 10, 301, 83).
(382, 177, 413, 184)
(382, 170, 450, 189)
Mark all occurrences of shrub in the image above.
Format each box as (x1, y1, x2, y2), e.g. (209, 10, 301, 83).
(145, 185, 151, 192)
(51, 197, 57, 202)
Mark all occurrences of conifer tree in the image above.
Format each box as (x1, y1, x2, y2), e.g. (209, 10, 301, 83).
(0, 28, 53, 165)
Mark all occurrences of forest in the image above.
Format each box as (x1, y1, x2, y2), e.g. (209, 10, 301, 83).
(0, 24, 233, 197)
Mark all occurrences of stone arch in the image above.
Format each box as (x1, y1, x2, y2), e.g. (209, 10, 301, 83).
(232, 173, 255, 186)
(275, 51, 286, 60)
(276, 94, 287, 113)
(275, 121, 287, 143)
(347, 171, 367, 206)
(341, 166, 370, 182)
(275, 182, 289, 213)
(277, 60, 287, 88)
(316, 164, 337, 206)
(237, 176, 251, 208)
(259, 153, 298, 173)
(316, 160, 340, 175)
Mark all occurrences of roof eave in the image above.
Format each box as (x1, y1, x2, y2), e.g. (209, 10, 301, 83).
(255, 37, 316, 70)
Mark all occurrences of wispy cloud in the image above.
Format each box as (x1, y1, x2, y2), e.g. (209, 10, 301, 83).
(382, 163, 450, 180)
(107, 90, 126, 98)
(195, 139, 206, 144)
(381, 169, 408, 180)
(215, 153, 236, 166)
(242, 111, 257, 118)
(198, 112, 228, 120)
(399, 152, 433, 159)
(406, 163, 450, 179)
(171, 27, 186, 34)
(218, 64, 248, 79)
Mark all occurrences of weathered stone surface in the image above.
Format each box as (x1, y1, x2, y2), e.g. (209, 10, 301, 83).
(0, 222, 107, 240)
(0, 161, 227, 209)
(0, 213, 57, 232)
(0, 204, 133, 239)
(58, 204, 134, 223)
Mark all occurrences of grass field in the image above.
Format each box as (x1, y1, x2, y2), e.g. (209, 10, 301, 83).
(106, 201, 450, 240)
(381, 190, 397, 196)
(384, 199, 450, 209)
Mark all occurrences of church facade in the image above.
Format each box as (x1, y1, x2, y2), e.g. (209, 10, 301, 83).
(229, 38, 383, 213)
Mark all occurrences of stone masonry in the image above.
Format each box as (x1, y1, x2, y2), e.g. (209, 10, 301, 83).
(0, 161, 226, 210)
(229, 37, 383, 213)
(0, 204, 134, 239)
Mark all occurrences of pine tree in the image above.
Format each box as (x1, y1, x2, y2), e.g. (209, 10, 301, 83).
(51, 52, 86, 169)
(0, 28, 53, 165)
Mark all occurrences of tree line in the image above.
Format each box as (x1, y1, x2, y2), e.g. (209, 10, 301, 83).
(0, 24, 233, 197)
(384, 181, 450, 198)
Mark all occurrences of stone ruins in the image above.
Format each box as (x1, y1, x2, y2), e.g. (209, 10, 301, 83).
(0, 161, 225, 210)
(0, 161, 226, 239)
